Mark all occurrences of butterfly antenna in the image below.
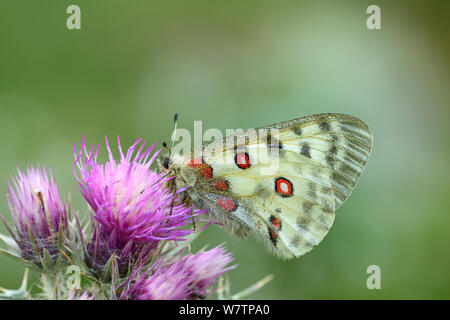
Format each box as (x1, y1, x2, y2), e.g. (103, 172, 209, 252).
(166, 113, 193, 229)
(162, 141, 171, 159)
(162, 113, 178, 159)
(170, 113, 178, 150)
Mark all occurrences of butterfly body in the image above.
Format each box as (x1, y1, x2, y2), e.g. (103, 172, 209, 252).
(161, 113, 372, 259)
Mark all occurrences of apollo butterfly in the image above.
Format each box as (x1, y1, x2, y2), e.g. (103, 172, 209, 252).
(159, 113, 373, 259)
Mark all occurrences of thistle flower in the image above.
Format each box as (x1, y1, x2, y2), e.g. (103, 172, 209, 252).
(121, 245, 236, 300)
(74, 136, 203, 274)
(0, 134, 268, 301)
(2, 166, 68, 266)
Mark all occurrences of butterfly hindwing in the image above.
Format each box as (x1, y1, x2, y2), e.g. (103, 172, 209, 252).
(195, 145, 335, 259)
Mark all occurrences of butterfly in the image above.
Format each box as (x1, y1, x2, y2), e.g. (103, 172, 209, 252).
(159, 113, 373, 259)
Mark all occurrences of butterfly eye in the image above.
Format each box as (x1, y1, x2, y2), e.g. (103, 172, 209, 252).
(162, 157, 170, 169)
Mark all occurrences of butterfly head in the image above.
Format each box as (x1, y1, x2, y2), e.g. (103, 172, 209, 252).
(158, 151, 174, 175)
(159, 140, 184, 172)
(161, 154, 171, 170)
(158, 152, 196, 192)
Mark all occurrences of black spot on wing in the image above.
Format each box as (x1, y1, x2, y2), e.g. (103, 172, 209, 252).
(319, 122, 330, 132)
(321, 186, 332, 193)
(302, 200, 313, 215)
(296, 216, 311, 229)
(329, 134, 339, 143)
(307, 182, 317, 200)
(321, 198, 334, 214)
(266, 133, 283, 149)
(290, 235, 301, 248)
(330, 145, 338, 155)
(325, 155, 336, 169)
(300, 144, 311, 158)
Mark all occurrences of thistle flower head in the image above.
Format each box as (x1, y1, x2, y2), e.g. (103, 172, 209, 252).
(0, 133, 264, 301)
(4, 165, 68, 265)
(74, 136, 203, 273)
(121, 245, 235, 300)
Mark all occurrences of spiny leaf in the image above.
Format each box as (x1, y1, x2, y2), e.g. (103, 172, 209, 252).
(0, 269, 30, 300)
(40, 248, 54, 272)
(61, 245, 85, 269)
(110, 256, 120, 299)
(230, 274, 274, 300)
(0, 233, 19, 252)
(0, 213, 20, 247)
(102, 253, 117, 283)
(0, 248, 39, 272)
(26, 226, 39, 257)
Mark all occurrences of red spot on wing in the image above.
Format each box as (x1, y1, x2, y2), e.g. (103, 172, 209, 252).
(187, 158, 203, 168)
(275, 177, 293, 197)
(268, 228, 277, 246)
(270, 216, 281, 230)
(187, 158, 213, 180)
(213, 179, 229, 191)
(216, 197, 236, 212)
(235, 153, 250, 169)
(200, 165, 213, 180)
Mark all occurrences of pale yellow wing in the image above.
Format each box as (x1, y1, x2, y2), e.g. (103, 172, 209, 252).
(185, 113, 372, 259)
(197, 146, 335, 259)
(259, 113, 373, 208)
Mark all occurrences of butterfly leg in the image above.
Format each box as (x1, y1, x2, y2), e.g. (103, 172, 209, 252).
(181, 194, 196, 231)
(167, 179, 177, 216)
(166, 181, 196, 231)
(165, 180, 178, 230)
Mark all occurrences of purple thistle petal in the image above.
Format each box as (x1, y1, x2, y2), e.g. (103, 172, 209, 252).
(4, 165, 68, 265)
(121, 245, 235, 300)
(74, 136, 206, 274)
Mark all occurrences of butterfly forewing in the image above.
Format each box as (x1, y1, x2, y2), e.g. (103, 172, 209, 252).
(260, 113, 373, 208)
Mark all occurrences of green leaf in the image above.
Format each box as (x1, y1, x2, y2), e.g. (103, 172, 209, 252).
(0, 233, 19, 252)
(62, 244, 86, 270)
(40, 248, 54, 272)
(102, 253, 116, 283)
(230, 274, 274, 300)
(0, 213, 20, 246)
(79, 270, 98, 283)
(0, 248, 38, 271)
(57, 224, 65, 251)
(53, 254, 65, 270)
(110, 256, 120, 299)
(26, 226, 39, 257)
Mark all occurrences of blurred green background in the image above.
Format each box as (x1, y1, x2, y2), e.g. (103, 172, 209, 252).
(0, 0, 449, 299)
